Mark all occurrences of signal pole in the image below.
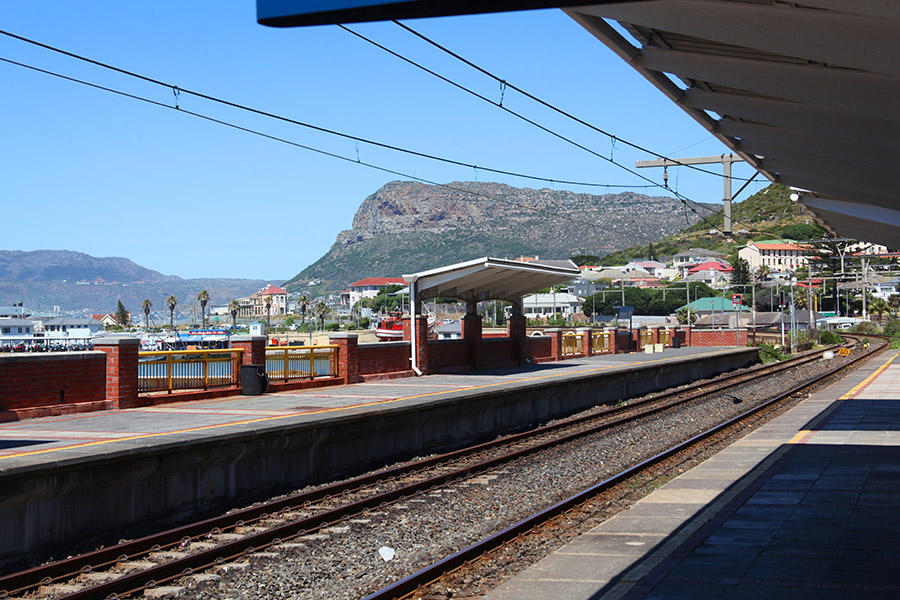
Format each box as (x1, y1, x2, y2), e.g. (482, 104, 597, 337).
(636, 154, 744, 237)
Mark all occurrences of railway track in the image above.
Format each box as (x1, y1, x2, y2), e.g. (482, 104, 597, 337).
(0, 336, 877, 600)
(365, 335, 884, 600)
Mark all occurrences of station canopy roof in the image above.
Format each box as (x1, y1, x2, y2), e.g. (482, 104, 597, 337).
(259, 0, 900, 248)
(403, 257, 579, 304)
(564, 0, 900, 249)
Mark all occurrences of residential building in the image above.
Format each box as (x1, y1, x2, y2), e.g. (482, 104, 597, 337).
(91, 313, 124, 328)
(625, 261, 666, 278)
(238, 284, 288, 319)
(672, 248, 728, 275)
(739, 240, 809, 273)
(0, 318, 34, 344)
(340, 277, 405, 309)
(0, 304, 30, 319)
(40, 317, 103, 341)
(522, 292, 584, 320)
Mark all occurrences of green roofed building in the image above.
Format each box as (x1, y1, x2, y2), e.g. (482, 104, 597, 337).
(679, 297, 750, 313)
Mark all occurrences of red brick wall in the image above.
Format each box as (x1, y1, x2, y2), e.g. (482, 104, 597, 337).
(426, 339, 470, 371)
(524, 336, 552, 361)
(690, 330, 748, 346)
(0, 352, 111, 420)
(480, 338, 516, 369)
(358, 343, 410, 376)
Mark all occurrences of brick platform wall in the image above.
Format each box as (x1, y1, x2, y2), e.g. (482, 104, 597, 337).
(524, 336, 552, 361)
(0, 352, 111, 421)
(358, 342, 410, 376)
(690, 329, 749, 346)
(427, 339, 471, 372)
(480, 338, 517, 369)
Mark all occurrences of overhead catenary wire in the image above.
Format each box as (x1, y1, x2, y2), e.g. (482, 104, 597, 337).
(0, 28, 652, 192)
(390, 19, 754, 183)
(337, 24, 724, 232)
(0, 54, 659, 232)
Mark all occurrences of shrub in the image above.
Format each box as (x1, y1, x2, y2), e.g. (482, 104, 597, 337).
(819, 329, 843, 346)
(756, 343, 788, 363)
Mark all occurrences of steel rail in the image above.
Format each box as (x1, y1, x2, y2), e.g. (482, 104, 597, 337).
(0, 338, 865, 599)
(362, 338, 882, 600)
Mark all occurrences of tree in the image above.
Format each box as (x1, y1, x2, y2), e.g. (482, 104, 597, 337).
(228, 299, 240, 328)
(298, 294, 309, 330)
(115, 300, 129, 328)
(197, 290, 210, 328)
(166, 295, 178, 331)
(315, 301, 328, 330)
(264, 295, 273, 328)
(647, 242, 658, 262)
(870, 297, 890, 323)
(570, 254, 602, 267)
(730, 258, 752, 286)
(141, 299, 152, 329)
(676, 307, 698, 325)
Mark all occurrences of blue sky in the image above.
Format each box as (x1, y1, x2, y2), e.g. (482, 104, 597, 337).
(0, 3, 761, 280)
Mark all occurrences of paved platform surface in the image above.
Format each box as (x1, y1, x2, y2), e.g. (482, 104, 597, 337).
(0, 346, 738, 473)
(485, 349, 900, 600)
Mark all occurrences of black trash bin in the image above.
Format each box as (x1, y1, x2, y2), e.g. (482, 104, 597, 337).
(672, 335, 681, 348)
(240, 364, 269, 395)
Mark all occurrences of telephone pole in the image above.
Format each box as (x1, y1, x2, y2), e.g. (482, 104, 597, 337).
(636, 154, 744, 237)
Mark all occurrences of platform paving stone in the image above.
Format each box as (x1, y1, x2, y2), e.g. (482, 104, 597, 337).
(485, 352, 900, 600)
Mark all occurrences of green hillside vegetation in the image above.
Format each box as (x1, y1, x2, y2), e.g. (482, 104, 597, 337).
(595, 184, 830, 266)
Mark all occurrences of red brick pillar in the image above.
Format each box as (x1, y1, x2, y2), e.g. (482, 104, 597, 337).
(402, 316, 430, 373)
(95, 337, 139, 409)
(231, 335, 267, 365)
(508, 314, 527, 364)
(577, 327, 592, 356)
(685, 326, 692, 347)
(463, 313, 483, 369)
(546, 328, 563, 361)
(328, 332, 359, 384)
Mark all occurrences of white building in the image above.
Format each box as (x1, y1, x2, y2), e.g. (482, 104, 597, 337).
(0, 318, 34, 345)
(522, 292, 584, 319)
(41, 317, 104, 340)
(739, 240, 809, 273)
(340, 277, 405, 308)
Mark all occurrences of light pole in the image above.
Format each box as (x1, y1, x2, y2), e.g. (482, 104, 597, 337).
(790, 277, 797, 352)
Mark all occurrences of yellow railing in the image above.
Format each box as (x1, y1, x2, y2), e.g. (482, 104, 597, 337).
(138, 348, 243, 393)
(639, 329, 654, 348)
(265, 345, 338, 381)
(562, 332, 580, 356)
(659, 328, 672, 346)
(592, 330, 612, 353)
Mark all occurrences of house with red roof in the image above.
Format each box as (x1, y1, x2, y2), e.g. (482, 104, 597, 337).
(341, 277, 406, 309)
(238, 283, 288, 319)
(739, 240, 809, 273)
(687, 261, 733, 275)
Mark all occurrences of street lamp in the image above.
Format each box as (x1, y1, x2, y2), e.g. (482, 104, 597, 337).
(790, 277, 797, 352)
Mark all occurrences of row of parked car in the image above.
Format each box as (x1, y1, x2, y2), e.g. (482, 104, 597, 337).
(0, 342, 95, 353)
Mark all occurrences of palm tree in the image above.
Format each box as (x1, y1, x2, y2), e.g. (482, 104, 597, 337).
(870, 297, 889, 323)
(141, 299, 152, 329)
(197, 290, 210, 328)
(228, 299, 240, 329)
(264, 295, 273, 329)
(166, 295, 178, 331)
(315, 301, 328, 331)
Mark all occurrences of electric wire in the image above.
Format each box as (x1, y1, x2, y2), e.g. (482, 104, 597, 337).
(337, 24, 723, 231)
(0, 54, 661, 231)
(390, 19, 753, 183)
(0, 28, 651, 191)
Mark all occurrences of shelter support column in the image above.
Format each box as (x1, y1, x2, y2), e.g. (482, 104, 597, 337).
(462, 308, 483, 370)
(507, 299, 527, 364)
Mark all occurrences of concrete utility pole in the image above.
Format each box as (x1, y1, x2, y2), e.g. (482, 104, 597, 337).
(637, 154, 745, 237)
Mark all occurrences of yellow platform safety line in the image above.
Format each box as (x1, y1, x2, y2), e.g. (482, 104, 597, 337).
(0, 348, 738, 461)
(789, 351, 900, 445)
(839, 351, 899, 400)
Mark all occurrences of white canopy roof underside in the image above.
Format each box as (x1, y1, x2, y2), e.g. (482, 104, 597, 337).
(403, 257, 580, 304)
(566, 0, 900, 248)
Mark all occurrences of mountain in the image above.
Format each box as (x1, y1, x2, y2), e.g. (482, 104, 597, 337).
(594, 184, 832, 265)
(0, 250, 267, 315)
(285, 181, 714, 292)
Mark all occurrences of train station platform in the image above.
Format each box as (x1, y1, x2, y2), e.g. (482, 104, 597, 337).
(486, 350, 900, 600)
(0, 345, 755, 569)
